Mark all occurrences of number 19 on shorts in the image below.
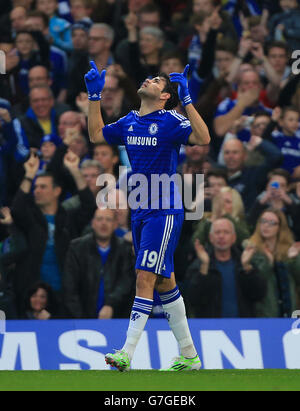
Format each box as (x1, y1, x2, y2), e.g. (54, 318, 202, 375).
(141, 250, 158, 268)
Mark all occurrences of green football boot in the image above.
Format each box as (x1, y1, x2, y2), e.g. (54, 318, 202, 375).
(105, 350, 131, 372)
(160, 355, 202, 371)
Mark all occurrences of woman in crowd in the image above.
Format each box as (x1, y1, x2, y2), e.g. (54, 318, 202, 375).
(192, 186, 250, 248)
(242, 209, 300, 317)
(22, 282, 63, 320)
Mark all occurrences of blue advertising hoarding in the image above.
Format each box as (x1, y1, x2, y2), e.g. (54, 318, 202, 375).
(0, 319, 300, 370)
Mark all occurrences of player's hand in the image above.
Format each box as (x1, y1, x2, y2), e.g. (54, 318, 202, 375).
(169, 65, 192, 107)
(84, 61, 106, 101)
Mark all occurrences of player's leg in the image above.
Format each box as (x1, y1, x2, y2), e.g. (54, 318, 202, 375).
(155, 274, 201, 370)
(105, 269, 156, 371)
(120, 269, 156, 359)
(154, 213, 201, 370)
(105, 218, 157, 371)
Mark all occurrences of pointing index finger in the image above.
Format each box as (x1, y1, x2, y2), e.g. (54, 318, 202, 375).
(90, 60, 98, 72)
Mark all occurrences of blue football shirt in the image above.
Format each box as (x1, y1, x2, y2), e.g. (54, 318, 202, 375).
(103, 109, 193, 220)
(272, 130, 300, 174)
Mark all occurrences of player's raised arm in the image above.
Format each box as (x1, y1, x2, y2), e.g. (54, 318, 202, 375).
(84, 61, 106, 144)
(169, 65, 211, 146)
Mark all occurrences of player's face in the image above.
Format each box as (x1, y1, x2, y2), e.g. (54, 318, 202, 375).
(138, 76, 167, 101)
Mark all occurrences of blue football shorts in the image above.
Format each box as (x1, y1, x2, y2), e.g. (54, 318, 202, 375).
(132, 213, 184, 278)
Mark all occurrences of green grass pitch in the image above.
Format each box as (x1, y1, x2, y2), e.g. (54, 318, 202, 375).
(0, 370, 300, 391)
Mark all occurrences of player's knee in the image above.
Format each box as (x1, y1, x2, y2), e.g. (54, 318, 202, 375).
(136, 270, 156, 295)
(155, 274, 177, 294)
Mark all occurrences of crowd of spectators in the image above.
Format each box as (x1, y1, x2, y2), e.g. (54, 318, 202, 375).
(0, 0, 300, 320)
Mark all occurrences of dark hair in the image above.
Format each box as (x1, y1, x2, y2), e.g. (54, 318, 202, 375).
(23, 282, 57, 316)
(94, 142, 120, 158)
(35, 171, 61, 188)
(280, 106, 300, 119)
(160, 50, 186, 67)
(254, 111, 271, 119)
(15, 30, 35, 40)
(266, 41, 290, 56)
(206, 168, 229, 184)
(27, 10, 49, 28)
(158, 72, 179, 110)
(190, 11, 210, 26)
(267, 168, 292, 185)
(138, 3, 161, 16)
(248, 15, 262, 28)
(216, 38, 238, 55)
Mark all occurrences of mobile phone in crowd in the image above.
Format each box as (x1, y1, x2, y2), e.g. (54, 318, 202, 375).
(271, 182, 280, 189)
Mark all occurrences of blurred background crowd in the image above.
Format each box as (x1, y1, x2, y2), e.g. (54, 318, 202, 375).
(0, 0, 300, 321)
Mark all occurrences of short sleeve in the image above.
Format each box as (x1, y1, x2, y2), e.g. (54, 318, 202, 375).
(103, 119, 125, 146)
(168, 111, 193, 146)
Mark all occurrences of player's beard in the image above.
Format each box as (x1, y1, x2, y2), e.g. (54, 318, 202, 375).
(137, 87, 159, 102)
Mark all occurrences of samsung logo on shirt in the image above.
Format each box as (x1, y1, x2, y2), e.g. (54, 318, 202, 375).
(127, 136, 157, 146)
